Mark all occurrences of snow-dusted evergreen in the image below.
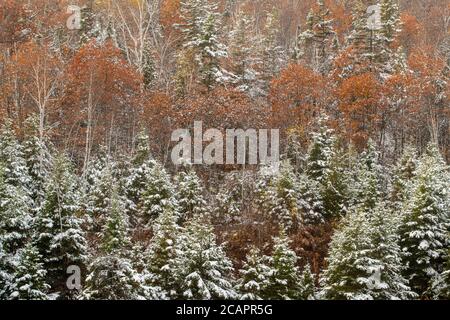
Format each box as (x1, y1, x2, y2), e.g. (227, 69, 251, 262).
(34, 154, 87, 298)
(262, 230, 301, 300)
(175, 214, 237, 300)
(399, 145, 450, 296)
(320, 202, 416, 300)
(236, 246, 271, 300)
(175, 169, 206, 222)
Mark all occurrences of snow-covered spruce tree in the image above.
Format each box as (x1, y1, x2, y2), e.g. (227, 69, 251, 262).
(146, 207, 181, 299)
(9, 243, 50, 300)
(259, 10, 285, 93)
(350, 140, 385, 211)
(262, 230, 301, 300)
(296, 0, 335, 73)
(379, 0, 403, 72)
(298, 263, 316, 300)
(22, 116, 53, 205)
(305, 116, 348, 220)
(268, 162, 300, 230)
(84, 160, 120, 232)
(0, 119, 31, 193)
(297, 173, 324, 224)
(235, 246, 271, 300)
(320, 203, 415, 300)
(214, 172, 249, 224)
(83, 184, 152, 300)
(390, 146, 418, 206)
(306, 116, 336, 182)
(175, 169, 206, 223)
(399, 145, 450, 297)
(430, 249, 450, 300)
(126, 130, 157, 223)
(0, 120, 33, 255)
(229, 12, 260, 93)
(175, 214, 237, 300)
(179, 0, 228, 90)
(34, 154, 87, 298)
(140, 161, 177, 226)
(0, 237, 10, 299)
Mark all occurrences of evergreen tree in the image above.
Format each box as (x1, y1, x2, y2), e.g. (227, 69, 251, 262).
(34, 154, 87, 297)
(83, 184, 146, 300)
(260, 10, 285, 93)
(268, 162, 300, 230)
(146, 208, 181, 298)
(390, 146, 418, 206)
(229, 12, 260, 94)
(350, 140, 385, 211)
(298, 263, 316, 300)
(9, 243, 50, 300)
(321, 203, 416, 300)
(126, 130, 156, 223)
(22, 116, 53, 205)
(399, 145, 450, 296)
(100, 185, 131, 254)
(236, 246, 271, 300)
(179, 0, 228, 89)
(140, 161, 177, 226)
(175, 214, 237, 300)
(175, 169, 206, 223)
(262, 230, 301, 300)
(430, 249, 450, 300)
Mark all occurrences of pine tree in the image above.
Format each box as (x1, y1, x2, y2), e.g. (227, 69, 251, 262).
(297, 173, 324, 224)
(9, 243, 50, 300)
(350, 140, 385, 211)
(321, 203, 415, 300)
(179, 0, 228, 90)
(260, 10, 285, 93)
(84, 159, 119, 232)
(268, 162, 300, 230)
(0, 120, 31, 192)
(175, 214, 237, 300)
(175, 169, 206, 223)
(390, 146, 418, 206)
(146, 208, 181, 298)
(22, 116, 53, 205)
(83, 184, 144, 300)
(140, 161, 177, 226)
(399, 145, 450, 296)
(34, 154, 87, 298)
(101, 185, 131, 254)
(236, 247, 271, 300)
(298, 263, 316, 300)
(126, 130, 156, 223)
(0, 121, 33, 256)
(430, 249, 450, 299)
(229, 12, 260, 93)
(262, 230, 301, 300)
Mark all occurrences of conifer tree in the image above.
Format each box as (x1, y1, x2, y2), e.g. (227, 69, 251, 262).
(22, 116, 53, 205)
(390, 146, 418, 206)
(399, 145, 450, 296)
(175, 214, 237, 300)
(262, 230, 301, 300)
(146, 208, 181, 298)
(321, 203, 415, 300)
(229, 12, 260, 93)
(126, 130, 156, 222)
(260, 10, 285, 92)
(34, 154, 87, 297)
(140, 161, 177, 226)
(298, 263, 316, 300)
(236, 247, 271, 300)
(175, 169, 206, 223)
(9, 243, 50, 300)
(83, 184, 145, 300)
